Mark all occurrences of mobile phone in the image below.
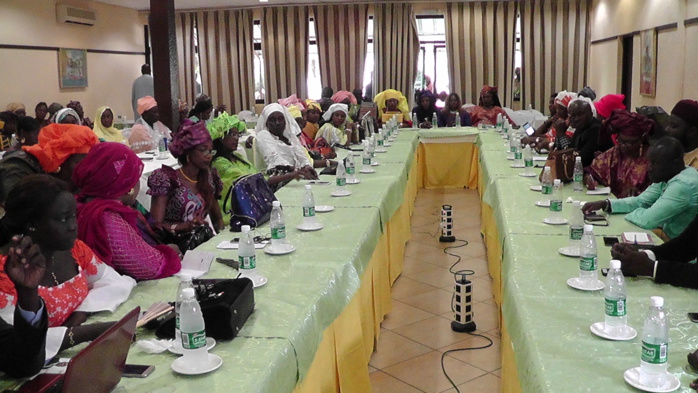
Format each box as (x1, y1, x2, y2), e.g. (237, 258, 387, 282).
(122, 364, 155, 378)
(584, 213, 606, 222)
(601, 268, 609, 277)
(308, 181, 331, 185)
(688, 313, 698, 323)
(523, 122, 535, 136)
(603, 236, 619, 246)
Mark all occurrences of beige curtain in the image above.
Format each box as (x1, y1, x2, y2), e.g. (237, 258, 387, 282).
(445, 1, 518, 107)
(262, 7, 310, 102)
(373, 3, 420, 102)
(521, 0, 591, 111)
(175, 12, 198, 106)
(196, 9, 255, 114)
(312, 4, 369, 93)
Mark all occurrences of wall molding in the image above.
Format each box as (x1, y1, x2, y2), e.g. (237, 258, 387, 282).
(590, 22, 678, 45)
(0, 44, 145, 56)
(685, 17, 698, 27)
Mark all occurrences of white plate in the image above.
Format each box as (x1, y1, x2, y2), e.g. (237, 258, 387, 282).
(263, 243, 296, 255)
(623, 367, 680, 393)
(567, 277, 605, 291)
(171, 353, 223, 375)
(543, 217, 568, 225)
(297, 222, 324, 231)
(168, 337, 217, 355)
(360, 168, 375, 174)
(510, 163, 525, 168)
(375, 148, 387, 153)
(558, 246, 580, 257)
(535, 200, 551, 207)
(371, 162, 380, 166)
(331, 189, 352, 197)
(346, 179, 361, 185)
(519, 172, 537, 177)
(384, 143, 392, 147)
(590, 322, 637, 341)
(315, 205, 334, 213)
(239, 273, 268, 288)
(530, 185, 542, 191)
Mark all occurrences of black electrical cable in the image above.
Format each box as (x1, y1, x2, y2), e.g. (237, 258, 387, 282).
(440, 331, 494, 393)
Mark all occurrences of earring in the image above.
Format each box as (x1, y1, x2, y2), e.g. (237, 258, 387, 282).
(20, 137, 26, 144)
(128, 188, 136, 196)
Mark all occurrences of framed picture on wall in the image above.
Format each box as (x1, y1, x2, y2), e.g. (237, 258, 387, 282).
(639, 29, 656, 97)
(58, 48, 88, 88)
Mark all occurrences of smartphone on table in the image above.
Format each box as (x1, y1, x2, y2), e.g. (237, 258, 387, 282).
(123, 364, 155, 378)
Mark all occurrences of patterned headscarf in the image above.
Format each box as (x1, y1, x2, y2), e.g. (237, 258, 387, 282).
(54, 108, 82, 125)
(671, 99, 698, 128)
(207, 112, 246, 141)
(137, 96, 157, 115)
(554, 91, 578, 108)
(331, 90, 357, 105)
(23, 123, 99, 173)
(479, 85, 503, 107)
(73, 142, 144, 199)
(374, 89, 409, 115)
(602, 109, 654, 140)
(594, 94, 626, 119)
(169, 120, 212, 158)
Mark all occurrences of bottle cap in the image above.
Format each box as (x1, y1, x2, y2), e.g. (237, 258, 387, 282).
(272, 201, 281, 208)
(180, 273, 192, 282)
(575, 156, 581, 162)
(553, 179, 561, 185)
(610, 260, 621, 269)
(241, 225, 251, 233)
(583, 224, 594, 232)
(304, 184, 312, 190)
(650, 296, 663, 307)
(544, 166, 551, 171)
(182, 287, 196, 299)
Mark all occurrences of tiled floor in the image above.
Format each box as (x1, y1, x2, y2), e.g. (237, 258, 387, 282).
(370, 188, 501, 393)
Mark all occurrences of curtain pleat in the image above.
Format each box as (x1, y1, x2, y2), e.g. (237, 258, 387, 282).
(175, 12, 198, 106)
(373, 3, 420, 103)
(521, 0, 591, 111)
(445, 1, 518, 107)
(313, 4, 369, 92)
(262, 6, 309, 102)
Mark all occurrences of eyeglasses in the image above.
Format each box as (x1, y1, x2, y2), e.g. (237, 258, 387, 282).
(194, 147, 216, 156)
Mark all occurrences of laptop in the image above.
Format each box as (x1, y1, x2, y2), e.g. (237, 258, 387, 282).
(19, 307, 140, 393)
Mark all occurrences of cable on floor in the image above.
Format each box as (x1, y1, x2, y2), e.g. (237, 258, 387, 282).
(440, 331, 494, 393)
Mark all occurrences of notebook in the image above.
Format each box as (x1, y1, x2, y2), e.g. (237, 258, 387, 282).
(19, 307, 140, 393)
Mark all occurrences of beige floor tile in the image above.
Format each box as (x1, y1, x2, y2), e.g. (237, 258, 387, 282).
(491, 368, 501, 377)
(452, 227, 484, 243)
(459, 257, 490, 277)
(404, 242, 456, 266)
(369, 331, 433, 369)
(471, 302, 499, 332)
(399, 288, 455, 315)
(411, 212, 440, 228)
(407, 266, 458, 289)
(439, 331, 501, 372)
(471, 276, 494, 302)
(369, 365, 378, 373)
(402, 255, 441, 276)
(381, 300, 435, 331)
(391, 276, 438, 300)
(447, 241, 487, 258)
(393, 316, 475, 350)
(440, 373, 501, 393)
(383, 351, 486, 393)
(370, 371, 423, 393)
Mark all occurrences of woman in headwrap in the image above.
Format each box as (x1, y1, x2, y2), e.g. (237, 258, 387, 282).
(316, 103, 351, 146)
(66, 101, 92, 129)
(128, 96, 172, 153)
(188, 94, 214, 124)
(254, 104, 318, 180)
(148, 121, 225, 232)
(437, 93, 472, 128)
(373, 89, 411, 127)
(92, 106, 124, 143)
(594, 94, 626, 122)
(73, 143, 181, 280)
(583, 110, 653, 198)
(467, 85, 512, 126)
(411, 90, 438, 128)
(35, 102, 49, 128)
(528, 91, 577, 150)
(303, 99, 322, 139)
(331, 90, 360, 122)
(0, 123, 99, 204)
(5, 103, 26, 117)
(54, 108, 81, 125)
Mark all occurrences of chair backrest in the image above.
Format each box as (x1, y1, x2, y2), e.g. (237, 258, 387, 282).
(251, 138, 266, 172)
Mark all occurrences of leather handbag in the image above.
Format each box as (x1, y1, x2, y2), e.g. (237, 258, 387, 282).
(222, 173, 277, 232)
(154, 278, 255, 341)
(539, 148, 580, 183)
(153, 224, 215, 252)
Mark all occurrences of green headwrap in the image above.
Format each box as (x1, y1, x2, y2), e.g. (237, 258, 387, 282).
(206, 112, 246, 140)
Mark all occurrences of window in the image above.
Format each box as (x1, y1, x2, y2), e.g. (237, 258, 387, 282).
(415, 16, 448, 105)
(193, 22, 203, 98)
(362, 17, 374, 98)
(513, 13, 522, 102)
(307, 19, 322, 99)
(253, 20, 265, 103)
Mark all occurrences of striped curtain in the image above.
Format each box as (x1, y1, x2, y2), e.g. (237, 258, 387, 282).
(175, 12, 198, 106)
(312, 4, 369, 93)
(521, 0, 591, 111)
(262, 7, 310, 102)
(445, 1, 518, 107)
(373, 3, 420, 103)
(196, 9, 255, 114)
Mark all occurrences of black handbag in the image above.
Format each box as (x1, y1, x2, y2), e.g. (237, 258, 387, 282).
(222, 173, 277, 232)
(154, 278, 255, 341)
(154, 224, 215, 252)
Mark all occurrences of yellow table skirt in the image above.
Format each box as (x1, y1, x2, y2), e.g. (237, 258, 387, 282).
(418, 142, 479, 189)
(501, 321, 523, 393)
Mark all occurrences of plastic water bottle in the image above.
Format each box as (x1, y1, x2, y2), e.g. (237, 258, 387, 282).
(238, 225, 256, 273)
(569, 201, 584, 251)
(523, 145, 534, 175)
(549, 179, 563, 221)
(336, 159, 347, 190)
(361, 142, 372, 170)
(174, 274, 194, 351)
(573, 156, 583, 192)
(455, 112, 461, 129)
(179, 287, 208, 368)
(496, 113, 503, 130)
(639, 296, 669, 389)
(509, 134, 518, 157)
(345, 152, 356, 182)
(368, 136, 376, 158)
(604, 260, 628, 336)
(579, 224, 599, 283)
(412, 113, 418, 127)
(432, 112, 438, 128)
(270, 201, 286, 248)
(157, 135, 168, 159)
(541, 166, 553, 202)
(302, 185, 317, 226)
(514, 144, 523, 167)
(376, 130, 384, 147)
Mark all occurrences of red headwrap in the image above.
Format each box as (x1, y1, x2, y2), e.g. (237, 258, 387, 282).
(169, 120, 213, 158)
(22, 123, 99, 173)
(481, 85, 498, 96)
(594, 94, 626, 119)
(671, 99, 698, 128)
(604, 109, 654, 138)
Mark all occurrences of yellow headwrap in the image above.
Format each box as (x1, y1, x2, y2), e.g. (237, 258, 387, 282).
(305, 99, 321, 112)
(373, 89, 409, 115)
(92, 106, 123, 143)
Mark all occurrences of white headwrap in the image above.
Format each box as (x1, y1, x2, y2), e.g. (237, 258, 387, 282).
(554, 91, 578, 108)
(569, 96, 597, 118)
(255, 103, 302, 138)
(54, 108, 82, 125)
(322, 103, 349, 122)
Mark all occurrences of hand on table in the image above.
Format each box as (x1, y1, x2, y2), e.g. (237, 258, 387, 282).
(300, 165, 319, 180)
(419, 121, 433, 129)
(610, 243, 654, 277)
(582, 200, 607, 214)
(583, 174, 597, 191)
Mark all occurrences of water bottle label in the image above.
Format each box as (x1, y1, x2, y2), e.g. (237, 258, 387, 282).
(303, 206, 315, 217)
(574, 173, 583, 183)
(510, 146, 516, 153)
(604, 298, 626, 317)
(346, 166, 355, 175)
(569, 227, 583, 240)
(271, 226, 286, 240)
(580, 256, 597, 271)
(336, 178, 347, 186)
(378, 140, 384, 146)
(514, 152, 522, 160)
(363, 157, 371, 165)
(549, 200, 562, 212)
(641, 341, 668, 364)
(525, 159, 533, 167)
(182, 329, 206, 349)
(542, 185, 553, 195)
(239, 255, 256, 269)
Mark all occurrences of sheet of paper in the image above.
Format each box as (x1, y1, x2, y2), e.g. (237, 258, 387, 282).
(586, 187, 611, 195)
(623, 232, 651, 243)
(217, 240, 267, 250)
(176, 250, 215, 278)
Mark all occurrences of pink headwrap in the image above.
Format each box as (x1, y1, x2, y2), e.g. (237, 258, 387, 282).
(72, 142, 144, 200)
(331, 90, 357, 105)
(594, 94, 626, 119)
(169, 120, 212, 158)
(137, 96, 157, 115)
(278, 94, 305, 108)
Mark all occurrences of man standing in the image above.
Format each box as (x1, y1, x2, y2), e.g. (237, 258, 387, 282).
(131, 64, 154, 121)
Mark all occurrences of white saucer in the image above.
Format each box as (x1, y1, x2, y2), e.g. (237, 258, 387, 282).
(239, 272, 268, 288)
(543, 217, 568, 225)
(171, 353, 223, 375)
(360, 168, 375, 174)
(519, 172, 537, 177)
(346, 179, 361, 185)
(590, 322, 637, 341)
(535, 200, 551, 207)
(558, 246, 580, 257)
(567, 277, 605, 291)
(623, 367, 680, 392)
(315, 205, 334, 213)
(331, 189, 352, 197)
(371, 162, 380, 166)
(384, 143, 392, 147)
(510, 164, 525, 168)
(506, 155, 514, 160)
(297, 222, 324, 231)
(375, 149, 387, 153)
(530, 185, 542, 191)
(168, 337, 217, 355)
(264, 243, 296, 255)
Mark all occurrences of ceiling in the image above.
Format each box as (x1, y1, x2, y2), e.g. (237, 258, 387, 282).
(95, 0, 419, 11)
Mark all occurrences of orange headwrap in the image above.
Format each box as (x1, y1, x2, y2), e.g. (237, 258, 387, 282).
(23, 123, 99, 173)
(137, 96, 157, 115)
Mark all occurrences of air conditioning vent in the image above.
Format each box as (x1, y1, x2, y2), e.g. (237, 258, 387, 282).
(57, 4, 96, 26)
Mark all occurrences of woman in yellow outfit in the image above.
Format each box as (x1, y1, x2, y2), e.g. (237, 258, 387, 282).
(373, 89, 412, 127)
